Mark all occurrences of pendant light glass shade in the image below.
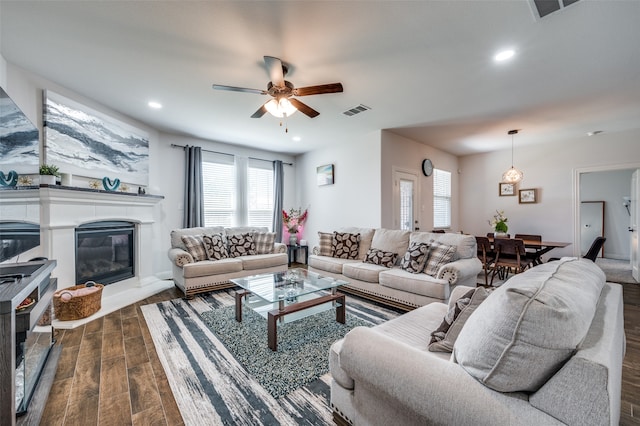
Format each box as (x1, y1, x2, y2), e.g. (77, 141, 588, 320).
(502, 130, 523, 184)
(265, 98, 297, 118)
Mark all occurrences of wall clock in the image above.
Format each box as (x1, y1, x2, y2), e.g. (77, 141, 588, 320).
(422, 159, 433, 177)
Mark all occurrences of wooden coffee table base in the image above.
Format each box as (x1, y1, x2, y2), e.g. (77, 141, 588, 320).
(235, 290, 346, 351)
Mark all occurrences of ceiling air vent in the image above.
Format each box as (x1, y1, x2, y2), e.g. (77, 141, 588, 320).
(343, 104, 371, 117)
(529, 0, 580, 19)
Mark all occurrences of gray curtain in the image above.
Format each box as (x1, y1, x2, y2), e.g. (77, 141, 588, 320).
(272, 160, 284, 241)
(183, 146, 204, 228)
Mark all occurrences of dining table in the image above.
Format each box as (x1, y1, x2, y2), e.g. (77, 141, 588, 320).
(485, 236, 571, 265)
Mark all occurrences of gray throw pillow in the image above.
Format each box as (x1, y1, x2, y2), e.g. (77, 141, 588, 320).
(401, 242, 430, 273)
(180, 235, 207, 262)
(228, 233, 257, 258)
(318, 232, 333, 256)
(423, 241, 457, 276)
(252, 231, 276, 254)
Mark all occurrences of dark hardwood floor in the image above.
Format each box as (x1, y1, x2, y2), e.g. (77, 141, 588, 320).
(39, 282, 640, 425)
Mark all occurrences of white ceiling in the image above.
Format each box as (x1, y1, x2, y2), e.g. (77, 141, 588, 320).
(2, 1, 640, 156)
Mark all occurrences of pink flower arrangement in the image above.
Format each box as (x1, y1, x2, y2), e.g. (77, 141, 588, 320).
(282, 207, 308, 234)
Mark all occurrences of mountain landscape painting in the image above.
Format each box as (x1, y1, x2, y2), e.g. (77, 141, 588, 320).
(0, 87, 39, 174)
(43, 90, 149, 185)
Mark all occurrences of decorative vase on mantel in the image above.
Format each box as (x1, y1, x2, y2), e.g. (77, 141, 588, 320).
(289, 233, 298, 246)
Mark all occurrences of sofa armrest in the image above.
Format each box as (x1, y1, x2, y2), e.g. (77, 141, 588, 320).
(312, 246, 320, 255)
(274, 242, 286, 254)
(437, 257, 482, 285)
(168, 247, 193, 267)
(339, 327, 559, 425)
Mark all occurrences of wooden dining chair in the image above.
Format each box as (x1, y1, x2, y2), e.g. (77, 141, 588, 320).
(514, 233, 543, 266)
(475, 236, 494, 286)
(490, 238, 530, 285)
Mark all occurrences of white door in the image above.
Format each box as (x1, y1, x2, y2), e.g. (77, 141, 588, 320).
(631, 170, 639, 281)
(393, 171, 419, 231)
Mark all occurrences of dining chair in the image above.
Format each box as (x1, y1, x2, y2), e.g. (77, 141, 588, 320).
(490, 238, 530, 285)
(583, 236, 606, 262)
(514, 233, 543, 266)
(475, 236, 494, 286)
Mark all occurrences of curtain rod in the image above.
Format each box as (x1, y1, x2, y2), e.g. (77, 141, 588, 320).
(170, 143, 293, 166)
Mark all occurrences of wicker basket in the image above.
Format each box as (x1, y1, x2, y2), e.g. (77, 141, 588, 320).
(53, 283, 104, 321)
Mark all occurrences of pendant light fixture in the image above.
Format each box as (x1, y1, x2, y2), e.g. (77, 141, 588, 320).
(502, 129, 524, 184)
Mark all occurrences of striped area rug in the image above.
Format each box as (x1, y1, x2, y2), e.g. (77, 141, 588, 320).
(141, 289, 400, 425)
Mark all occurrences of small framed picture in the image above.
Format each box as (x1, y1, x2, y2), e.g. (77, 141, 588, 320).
(317, 164, 334, 186)
(499, 182, 516, 196)
(519, 188, 537, 204)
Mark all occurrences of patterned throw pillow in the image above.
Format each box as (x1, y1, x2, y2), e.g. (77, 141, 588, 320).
(400, 242, 430, 273)
(318, 232, 333, 256)
(180, 235, 208, 262)
(364, 248, 397, 268)
(424, 241, 457, 277)
(253, 232, 276, 254)
(202, 233, 228, 260)
(331, 232, 360, 259)
(228, 233, 257, 258)
(429, 287, 492, 352)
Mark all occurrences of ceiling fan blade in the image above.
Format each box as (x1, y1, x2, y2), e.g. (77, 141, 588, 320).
(289, 98, 320, 118)
(264, 56, 285, 87)
(293, 83, 344, 97)
(251, 103, 268, 118)
(212, 84, 267, 95)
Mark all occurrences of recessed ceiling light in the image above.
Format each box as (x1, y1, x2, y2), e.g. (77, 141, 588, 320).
(148, 101, 162, 109)
(292, 136, 301, 142)
(494, 49, 515, 62)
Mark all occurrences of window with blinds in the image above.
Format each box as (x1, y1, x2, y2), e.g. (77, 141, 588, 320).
(202, 153, 274, 229)
(433, 169, 451, 229)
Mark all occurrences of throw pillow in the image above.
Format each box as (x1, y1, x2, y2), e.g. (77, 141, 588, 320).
(318, 232, 333, 256)
(331, 232, 361, 259)
(400, 242, 430, 273)
(429, 287, 492, 352)
(180, 235, 208, 262)
(423, 241, 457, 277)
(364, 248, 397, 268)
(202, 233, 228, 260)
(252, 231, 276, 254)
(228, 233, 257, 258)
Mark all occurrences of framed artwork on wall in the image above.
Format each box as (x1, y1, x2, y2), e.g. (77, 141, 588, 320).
(317, 164, 334, 186)
(519, 188, 537, 204)
(499, 182, 516, 196)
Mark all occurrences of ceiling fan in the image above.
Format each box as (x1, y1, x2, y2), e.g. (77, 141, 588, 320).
(212, 56, 343, 119)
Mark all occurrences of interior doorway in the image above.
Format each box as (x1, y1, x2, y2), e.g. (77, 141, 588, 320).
(393, 169, 419, 231)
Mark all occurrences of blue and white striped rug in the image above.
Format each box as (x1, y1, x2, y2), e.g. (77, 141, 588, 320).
(141, 289, 400, 425)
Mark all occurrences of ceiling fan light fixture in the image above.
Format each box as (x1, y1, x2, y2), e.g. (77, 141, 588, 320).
(265, 98, 297, 118)
(502, 129, 523, 184)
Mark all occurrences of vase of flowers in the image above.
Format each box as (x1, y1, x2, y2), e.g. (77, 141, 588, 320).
(282, 207, 308, 245)
(489, 210, 509, 237)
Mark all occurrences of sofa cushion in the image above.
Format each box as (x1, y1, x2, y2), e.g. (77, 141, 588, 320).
(202, 233, 228, 260)
(171, 226, 225, 250)
(340, 227, 376, 260)
(252, 231, 276, 254)
(364, 248, 397, 268)
(371, 229, 410, 260)
(181, 235, 208, 262)
(409, 232, 477, 261)
(429, 287, 492, 352)
(343, 262, 387, 283)
(453, 258, 606, 393)
(228, 233, 257, 258)
(318, 232, 333, 256)
(308, 255, 361, 274)
(400, 242, 430, 273)
(379, 268, 448, 300)
(182, 258, 243, 278)
(331, 232, 361, 259)
(424, 241, 457, 277)
(239, 253, 288, 270)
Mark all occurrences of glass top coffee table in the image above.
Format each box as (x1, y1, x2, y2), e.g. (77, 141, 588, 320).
(231, 269, 347, 351)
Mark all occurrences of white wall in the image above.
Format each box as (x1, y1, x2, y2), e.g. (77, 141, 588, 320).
(459, 129, 640, 259)
(580, 169, 635, 260)
(296, 131, 381, 248)
(381, 131, 460, 231)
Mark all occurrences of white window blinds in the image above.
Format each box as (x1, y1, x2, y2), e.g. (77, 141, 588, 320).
(247, 159, 274, 228)
(202, 152, 236, 227)
(433, 169, 451, 229)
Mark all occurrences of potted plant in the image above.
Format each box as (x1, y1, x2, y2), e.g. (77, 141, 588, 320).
(39, 164, 60, 185)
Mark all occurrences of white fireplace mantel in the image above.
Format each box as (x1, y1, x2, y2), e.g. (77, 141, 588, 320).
(39, 185, 172, 328)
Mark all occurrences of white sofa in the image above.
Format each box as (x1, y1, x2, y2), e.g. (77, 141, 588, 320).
(309, 228, 482, 310)
(167, 226, 288, 297)
(330, 258, 625, 425)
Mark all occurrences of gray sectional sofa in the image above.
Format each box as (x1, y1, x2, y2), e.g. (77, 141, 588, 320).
(330, 258, 625, 425)
(167, 226, 288, 297)
(309, 227, 482, 309)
